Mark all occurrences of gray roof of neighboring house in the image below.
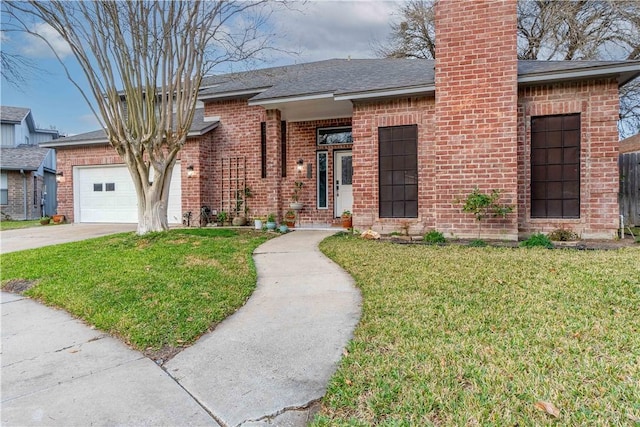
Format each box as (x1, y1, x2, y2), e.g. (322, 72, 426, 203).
(0, 145, 51, 171)
(0, 106, 31, 123)
(199, 58, 640, 102)
(42, 108, 217, 147)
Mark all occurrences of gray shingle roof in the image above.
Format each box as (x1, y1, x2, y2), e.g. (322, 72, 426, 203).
(0, 145, 51, 171)
(199, 58, 640, 102)
(1, 106, 30, 123)
(45, 108, 216, 147)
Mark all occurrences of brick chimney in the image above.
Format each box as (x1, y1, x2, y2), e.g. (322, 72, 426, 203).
(434, 0, 518, 239)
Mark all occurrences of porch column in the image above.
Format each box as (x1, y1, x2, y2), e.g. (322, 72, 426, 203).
(265, 109, 282, 219)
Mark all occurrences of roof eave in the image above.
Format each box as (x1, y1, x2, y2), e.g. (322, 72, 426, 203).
(0, 166, 39, 172)
(40, 139, 110, 148)
(187, 121, 219, 136)
(334, 85, 436, 101)
(518, 63, 640, 87)
(248, 92, 335, 106)
(41, 123, 219, 147)
(198, 87, 270, 102)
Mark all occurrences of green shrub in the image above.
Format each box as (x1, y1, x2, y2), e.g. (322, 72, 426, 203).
(548, 228, 579, 241)
(468, 239, 487, 247)
(424, 230, 446, 244)
(520, 233, 553, 248)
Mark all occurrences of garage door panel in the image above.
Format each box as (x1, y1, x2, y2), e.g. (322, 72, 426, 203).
(75, 164, 181, 224)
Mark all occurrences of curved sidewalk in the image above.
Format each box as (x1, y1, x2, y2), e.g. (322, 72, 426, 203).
(165, 230, 362, 426)
(1, 230, 362, 426)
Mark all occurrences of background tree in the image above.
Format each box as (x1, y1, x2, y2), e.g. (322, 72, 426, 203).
(377, 0, 640, 137)
(3, 1, 273, 234)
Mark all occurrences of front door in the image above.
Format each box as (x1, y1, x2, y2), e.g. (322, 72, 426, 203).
(334, 151, 353, 217)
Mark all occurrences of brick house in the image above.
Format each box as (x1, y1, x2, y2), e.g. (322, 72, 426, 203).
(1, 106, 59, 220)
(45, 0, 640, 239)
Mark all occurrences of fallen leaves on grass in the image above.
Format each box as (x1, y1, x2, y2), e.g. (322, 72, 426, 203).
(535, 401, 561, 418)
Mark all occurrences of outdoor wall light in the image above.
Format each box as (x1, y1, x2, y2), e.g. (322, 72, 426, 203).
(296, 158, 304, 172)
(56, 171, 64, 183)
(187, 165, 195, 177)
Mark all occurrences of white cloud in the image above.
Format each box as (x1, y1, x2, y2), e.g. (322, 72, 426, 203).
(22, 22, 73, 59)
(270, 0, 399, 64)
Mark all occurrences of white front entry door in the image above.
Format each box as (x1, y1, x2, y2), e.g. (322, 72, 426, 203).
(334, 151, 353, 217)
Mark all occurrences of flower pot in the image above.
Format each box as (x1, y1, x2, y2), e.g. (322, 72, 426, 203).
(40, 218, 51, 225)
(279, 224, 289, 233)
(289, 202, 303, 211)
(52, 214, 65, 224)
(232, 216, 247, 226)
(341, 216, 352, 228)
(266, 221, 277, 231)
(254, 219, 263, 230)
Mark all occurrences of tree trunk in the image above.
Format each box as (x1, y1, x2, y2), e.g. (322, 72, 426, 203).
(137, 191, 169, 235)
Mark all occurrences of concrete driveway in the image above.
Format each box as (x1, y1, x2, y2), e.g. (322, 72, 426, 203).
(0, 223, 137, 254)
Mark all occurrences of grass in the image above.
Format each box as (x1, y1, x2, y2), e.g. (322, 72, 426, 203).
(0, 219, 41, 230)
(314, 234, 640, 426)
(0, 228, 272, 351)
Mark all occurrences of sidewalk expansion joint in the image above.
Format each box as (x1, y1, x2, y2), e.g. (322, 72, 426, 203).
(163, 368, 228, 427)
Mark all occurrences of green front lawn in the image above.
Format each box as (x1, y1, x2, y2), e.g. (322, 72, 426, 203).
(315, 234, 640, 426)
(1, 229, 272, 351)
(0, 219, 41, 230)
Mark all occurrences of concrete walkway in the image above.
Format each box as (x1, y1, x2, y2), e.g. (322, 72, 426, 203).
(1, 223, 136, 254)
(1, 231, 362, 426)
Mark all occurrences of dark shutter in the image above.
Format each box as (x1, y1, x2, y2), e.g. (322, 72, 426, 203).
(260, 122, 267, 179)
(281, 121, 287, 177)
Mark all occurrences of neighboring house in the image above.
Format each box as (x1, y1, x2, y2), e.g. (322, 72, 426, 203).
(44, 1, 640, 239)
(619, 134, 640, 227)
(1, 106, 59, 220)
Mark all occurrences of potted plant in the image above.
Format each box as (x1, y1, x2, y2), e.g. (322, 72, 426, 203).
(232, 186, 252, 226)
(216, 211, 228, 226)
(341, 210, 352, 228)
(266, 213, 277, 231)
(279, 224, 289, 233)
(40, 215, 51, 225)
(52, 214, 65, 224)
(284, 210, 296, 227)
(289, 181, 304, 210)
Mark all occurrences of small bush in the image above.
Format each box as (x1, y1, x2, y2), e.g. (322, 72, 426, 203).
(520, 233, 553, 248)
(468, 239, 487, 247)
(424, 230, 446, 244)
(548, 228, 579, 241)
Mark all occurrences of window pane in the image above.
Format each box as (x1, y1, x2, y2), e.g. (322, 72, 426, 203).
(317, 127, 352, 145)
(379, 124, 418, 218)
(94, 183, 103, 192)
(0, 189, 7, 205)
(317, 152, 327, 208)
(529, 114, 580, 219)
(105, 183, 115, 192)
(341, 156, 352, 185)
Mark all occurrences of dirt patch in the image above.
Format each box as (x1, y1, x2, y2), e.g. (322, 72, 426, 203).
(184, 255, 221, 268)
(144, 345, 184, 366)
(3, 279, 38, 294)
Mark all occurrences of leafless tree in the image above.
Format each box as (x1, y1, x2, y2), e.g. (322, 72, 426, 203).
(378, 0, 640, 137)
(3, 1, 274, 234)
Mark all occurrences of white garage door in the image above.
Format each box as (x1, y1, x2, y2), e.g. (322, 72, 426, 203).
(74, 164, 182, 224)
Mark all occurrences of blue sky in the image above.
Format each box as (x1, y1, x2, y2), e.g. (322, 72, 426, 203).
(1, 1, 398, 136)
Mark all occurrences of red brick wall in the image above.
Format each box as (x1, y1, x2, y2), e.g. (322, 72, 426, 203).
(55, 141, 204, 223)
(434, 0, 519, 239)
(352, 96, 435, 234)
(517, 79, 621, 238)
